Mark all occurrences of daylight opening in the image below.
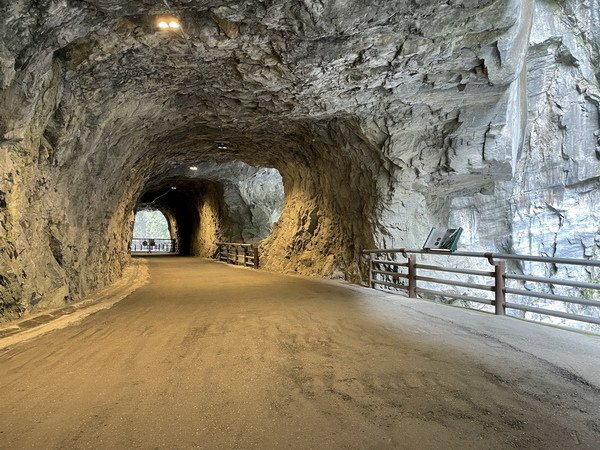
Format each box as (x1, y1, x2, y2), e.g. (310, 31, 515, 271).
(131, 209, 176, 253)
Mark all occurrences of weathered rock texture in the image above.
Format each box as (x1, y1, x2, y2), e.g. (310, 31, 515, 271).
(0, 0, 599, 319)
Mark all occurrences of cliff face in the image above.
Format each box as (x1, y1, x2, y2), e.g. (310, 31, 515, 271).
(447, 1, 600, 291)
(0, 0, 599, 319)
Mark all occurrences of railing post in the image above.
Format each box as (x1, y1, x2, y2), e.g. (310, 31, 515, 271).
(243, 246, 248, 267)
(368, 254, 374, 288)
(253, 246, 259, 269)
(494, 261, 506, 315)
(408, 254, 417, 298)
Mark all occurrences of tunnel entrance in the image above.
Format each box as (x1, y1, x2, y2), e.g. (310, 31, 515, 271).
(131, 208, 177, 254)
(134, 161, 284, 259)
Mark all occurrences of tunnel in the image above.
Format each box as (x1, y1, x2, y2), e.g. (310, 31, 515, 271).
(4, 0, 599, 318)
(1, 1, 600, 447)
(134, 161, 285, 257)
(0, 2, 391, 314)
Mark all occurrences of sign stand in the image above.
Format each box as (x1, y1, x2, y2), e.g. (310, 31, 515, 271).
(422, 227, 463, 252)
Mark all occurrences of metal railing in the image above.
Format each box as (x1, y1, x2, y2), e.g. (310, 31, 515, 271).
(217, 242, 259, 269)
(362, 248, 600, 328)
(131, 238, 177, 253)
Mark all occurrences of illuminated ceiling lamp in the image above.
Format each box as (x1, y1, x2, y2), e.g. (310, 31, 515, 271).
(215, 124, 231, 151)
(157, 17, 181, 31)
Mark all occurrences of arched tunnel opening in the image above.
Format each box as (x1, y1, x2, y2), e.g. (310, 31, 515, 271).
(132, 208, 172, 243)
(0, 3, 411, 314)
(133, 161, 285, 257)
(131, 207, 174, 253)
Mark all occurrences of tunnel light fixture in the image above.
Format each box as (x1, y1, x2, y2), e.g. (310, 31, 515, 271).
(216, 142, 229, 150)
(157, 18, 181, 31)
(189, 166, 198, 171)
(171, 186, 177, 190)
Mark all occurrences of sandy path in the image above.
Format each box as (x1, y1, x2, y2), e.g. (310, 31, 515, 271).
(0, 257, 599, 449)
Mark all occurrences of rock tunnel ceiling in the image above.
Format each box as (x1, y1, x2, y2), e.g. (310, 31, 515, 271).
(0, 0, 599, 318)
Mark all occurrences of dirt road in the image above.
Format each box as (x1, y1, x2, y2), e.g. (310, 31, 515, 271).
(1, 257, 599, 449)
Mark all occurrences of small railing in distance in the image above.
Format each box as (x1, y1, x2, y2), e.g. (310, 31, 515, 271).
(131, 238, 177, 253)
(362, 248, 600, 328)
(217, 242, 259, 269)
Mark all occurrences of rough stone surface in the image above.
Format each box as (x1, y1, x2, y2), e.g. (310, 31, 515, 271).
(0, 0, 599, 319)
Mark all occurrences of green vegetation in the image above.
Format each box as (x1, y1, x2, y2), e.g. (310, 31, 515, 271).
(133, 210, 170, 239)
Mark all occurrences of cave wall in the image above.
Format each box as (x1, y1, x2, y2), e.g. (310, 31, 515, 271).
(0, 0, 599, 319)
(370, 0, 533, 250)
(260, 120, 382, 281)
(509, 0, 600, 265)
(453, 0, 600, 278)
(193, 186, 222, 258)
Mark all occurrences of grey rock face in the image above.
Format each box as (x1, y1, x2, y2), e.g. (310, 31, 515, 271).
(0, 0, 599, 320)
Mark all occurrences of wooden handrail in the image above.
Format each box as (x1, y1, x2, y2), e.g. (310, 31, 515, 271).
(364, 247, 600, 330)
(216, 242, 259, 269)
